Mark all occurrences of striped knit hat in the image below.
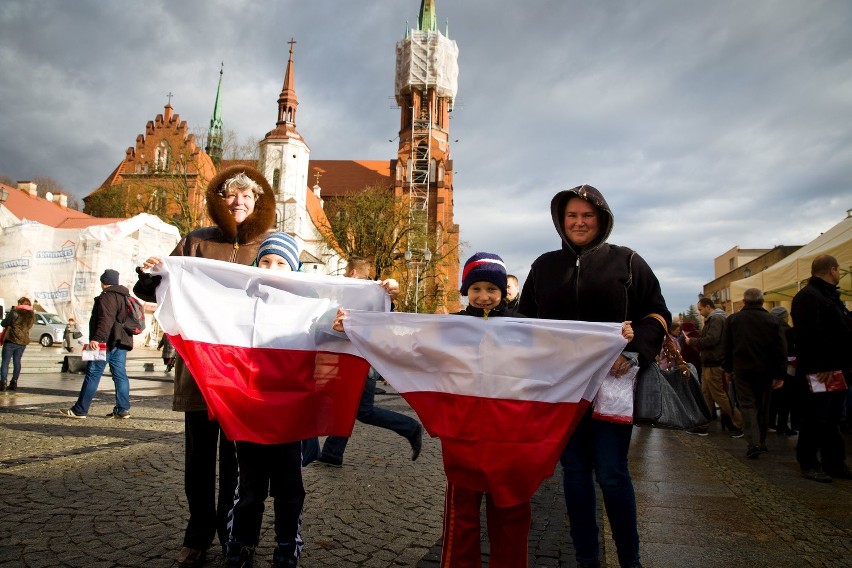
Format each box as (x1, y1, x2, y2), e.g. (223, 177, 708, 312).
(256, 232, 301, 271)
(460, 252, 507, 297)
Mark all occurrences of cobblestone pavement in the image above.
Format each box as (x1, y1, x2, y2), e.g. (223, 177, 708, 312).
(0, 347, 850, 567)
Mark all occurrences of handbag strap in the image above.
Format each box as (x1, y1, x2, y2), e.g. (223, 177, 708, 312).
(644, 313, 691, 379)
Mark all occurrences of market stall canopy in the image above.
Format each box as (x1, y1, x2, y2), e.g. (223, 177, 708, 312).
(730, 214, 852, 303)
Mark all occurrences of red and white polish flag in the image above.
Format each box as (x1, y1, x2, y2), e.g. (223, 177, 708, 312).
(343, 311, 627, 507)
(152, 257, 390, 445)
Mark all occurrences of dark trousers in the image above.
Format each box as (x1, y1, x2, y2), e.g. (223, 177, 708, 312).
(771, 375, 803, 431)
(183, 410, 239, 551)
(734, 378, 772, 447)
(561, 412, 639, 568)
(230, 441, 305, 554)
(796, 389, 847, 473)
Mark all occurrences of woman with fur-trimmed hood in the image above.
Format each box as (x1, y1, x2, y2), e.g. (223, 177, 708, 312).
(134, 165, 275, 568)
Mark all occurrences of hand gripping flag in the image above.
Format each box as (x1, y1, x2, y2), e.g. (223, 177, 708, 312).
(152, 257, 390, 444)
(343, 311, 627, 507)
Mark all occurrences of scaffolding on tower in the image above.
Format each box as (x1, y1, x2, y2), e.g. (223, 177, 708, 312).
(394, 25, 458, 256)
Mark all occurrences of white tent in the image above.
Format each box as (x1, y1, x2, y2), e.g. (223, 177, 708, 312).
(0, 213, 180, 335)
(730, 214, 852, 303)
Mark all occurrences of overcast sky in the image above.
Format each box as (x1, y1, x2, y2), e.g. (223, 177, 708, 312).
(1, 0, 850, 315)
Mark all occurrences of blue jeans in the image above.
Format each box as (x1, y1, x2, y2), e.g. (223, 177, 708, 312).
(1, 341, 27, 385)
(320, 369, 419, 461)
(71, 346, 130, 416)
(561, 411, 639, 567)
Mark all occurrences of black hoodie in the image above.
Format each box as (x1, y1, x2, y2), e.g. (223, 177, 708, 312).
(517, 185, 670, 366)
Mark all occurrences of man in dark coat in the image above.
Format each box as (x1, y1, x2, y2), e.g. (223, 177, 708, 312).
(61, 269, 134, 419)
(791, 254, 852, 482)
(723, 288, 787, 458)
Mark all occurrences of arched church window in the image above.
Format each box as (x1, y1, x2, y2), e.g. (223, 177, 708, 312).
(429, 159, 437, 182)
(273, 169, 281, 190)
(437, 162, 445, 182)
(406, 159, 413, 182)
(155, 141, 169, 172)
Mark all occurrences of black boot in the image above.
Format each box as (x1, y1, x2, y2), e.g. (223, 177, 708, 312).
(224, 544, 254, 568)
(273, 542, 299, 567)
(8, 381, 16, 391)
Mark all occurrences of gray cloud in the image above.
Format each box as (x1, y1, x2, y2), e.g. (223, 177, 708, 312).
(1, 0, 850, 314)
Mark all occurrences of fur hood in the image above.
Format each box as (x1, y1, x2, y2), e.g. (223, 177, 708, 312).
(206, 165, 276, 243)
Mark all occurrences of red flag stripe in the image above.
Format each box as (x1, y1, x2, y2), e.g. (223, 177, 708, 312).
(171, 336, 369, 444)
(403, 390, 590, 507)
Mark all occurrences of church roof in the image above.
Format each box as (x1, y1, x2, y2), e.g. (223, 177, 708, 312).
(307, 160, 393, 197)
(1, 183, 122, 229)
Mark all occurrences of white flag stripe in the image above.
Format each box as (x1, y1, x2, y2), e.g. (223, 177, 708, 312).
(153, 257, 389, 354)
(344, 311, 627, 404)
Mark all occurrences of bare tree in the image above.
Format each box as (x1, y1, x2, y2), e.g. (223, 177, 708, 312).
(318, 184, 411, 280)
(318, 184, 463, 313)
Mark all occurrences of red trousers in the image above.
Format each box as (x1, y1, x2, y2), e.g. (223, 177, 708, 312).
(439, 482, 531, 568)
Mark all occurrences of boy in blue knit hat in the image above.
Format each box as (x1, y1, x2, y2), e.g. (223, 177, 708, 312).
(225, 232, 304, 568)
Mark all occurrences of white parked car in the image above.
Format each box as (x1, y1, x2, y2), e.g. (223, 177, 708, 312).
(29, 312, 67, 347)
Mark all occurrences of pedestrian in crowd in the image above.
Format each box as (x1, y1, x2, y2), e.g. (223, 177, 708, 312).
(1, 297, 36, 392)
(791, 254, 852, 483)
(658, 321, 682, 370)
(63, 317, 81, 352)
(687, 298, 744, 437)
(505, 273, 520, 313)
(224, 232, 307, 568)
(158, 333, 176, 373)
(313, 255, 421, 468)
(678, 320, 702, 378)
(60, 269, 134, 419)
(517, 184, 669, 568)
(722, 288, 787, 459)
(768, 306, 799, 436)
(133, 165, 276, 567)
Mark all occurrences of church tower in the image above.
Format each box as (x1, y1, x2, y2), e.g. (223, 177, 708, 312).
(259, 39, 311, 238)
(205, 63, 224, 166)
(394, 0, 460, 313)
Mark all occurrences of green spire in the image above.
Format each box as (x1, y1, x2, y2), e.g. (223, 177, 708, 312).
(418, 0, 437, 32)
(206, 63, 224, 166)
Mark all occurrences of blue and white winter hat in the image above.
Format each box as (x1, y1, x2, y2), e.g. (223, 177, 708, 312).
(256, 232, 301, 271)
(460, 252, 507, 297)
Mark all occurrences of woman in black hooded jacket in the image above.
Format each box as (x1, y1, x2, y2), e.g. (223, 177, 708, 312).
(518, 185, 669, 568)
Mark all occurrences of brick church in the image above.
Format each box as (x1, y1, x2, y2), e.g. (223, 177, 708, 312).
(84, 0, 460, 312)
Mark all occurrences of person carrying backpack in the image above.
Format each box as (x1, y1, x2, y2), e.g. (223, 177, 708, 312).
(60, 269, 136, 419)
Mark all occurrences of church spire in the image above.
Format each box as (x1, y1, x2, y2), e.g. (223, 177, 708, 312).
(205, 63, 224, 166)
(277, 39, 299, 127)
(418, 0, 437, 32)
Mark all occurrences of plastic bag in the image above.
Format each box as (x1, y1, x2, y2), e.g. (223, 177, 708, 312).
(592, 365, 639, 424)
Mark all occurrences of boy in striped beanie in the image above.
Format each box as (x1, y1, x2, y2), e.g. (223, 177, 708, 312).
(226, 231, 305, 568)
(255, 232, 301, 271)
(458, 252, 508, 318)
